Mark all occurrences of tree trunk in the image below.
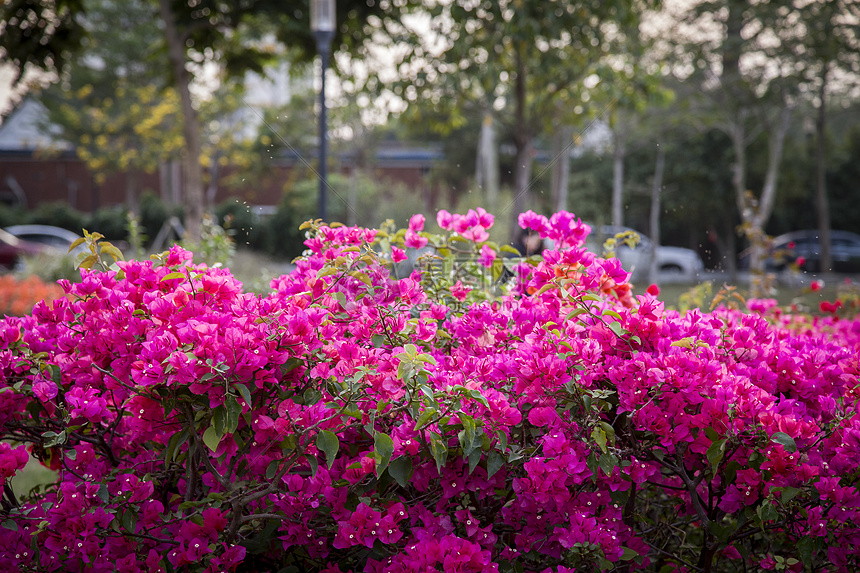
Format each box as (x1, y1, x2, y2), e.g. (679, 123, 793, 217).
(512, 136, 534, 236)
(206, 153, 220, 209)
(125, 168, 139, 213)
(551, 125, 572, 213)
(612, 130, 626, 228)
(744, 105, 792, 297)
(348, 165, 358, 227)
(158, 0, 203, 243)
(816, 71, 832, 272)
(647, 143, 666, 284)
(510, 47, 532, 240)
(477, 111, 499, 208)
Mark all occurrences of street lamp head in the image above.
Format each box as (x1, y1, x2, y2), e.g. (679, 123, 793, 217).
(311, 0, 337, 34)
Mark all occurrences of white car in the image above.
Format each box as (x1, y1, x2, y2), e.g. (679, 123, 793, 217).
(4, 225, 87, 258)
(585, 225, 704, 284)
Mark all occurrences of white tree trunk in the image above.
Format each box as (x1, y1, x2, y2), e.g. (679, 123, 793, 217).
(551, 125, 572, 213)
(612, 131, 626, 228)
(158, 0, 204, 242)
(742, 105, 792, 297)
(648, 143, 666, 284)
(477, 112, 499, 208)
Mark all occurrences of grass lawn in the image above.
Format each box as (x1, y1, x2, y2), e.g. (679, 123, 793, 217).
(656, 273, 856, 313)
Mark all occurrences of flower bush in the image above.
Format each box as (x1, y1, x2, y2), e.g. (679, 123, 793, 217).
(0, 209, 859, 572)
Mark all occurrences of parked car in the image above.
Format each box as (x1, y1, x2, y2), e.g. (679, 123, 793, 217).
(4, 225, 87, 260)
(0, 228, 48, 270)
(738, 229, 860, 273)
(585, 225, 705, 283)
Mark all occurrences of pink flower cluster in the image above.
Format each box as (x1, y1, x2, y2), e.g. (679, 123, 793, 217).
(0, 212, 858, 573)
(436, 208, 494, 242)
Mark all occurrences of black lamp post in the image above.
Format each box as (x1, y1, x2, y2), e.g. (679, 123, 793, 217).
(311, 0, 336, 222)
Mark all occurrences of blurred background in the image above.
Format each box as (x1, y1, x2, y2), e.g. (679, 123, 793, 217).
(0, 0, 858, 299)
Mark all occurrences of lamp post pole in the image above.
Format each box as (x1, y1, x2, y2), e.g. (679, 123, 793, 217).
(311, 0, 336, 222)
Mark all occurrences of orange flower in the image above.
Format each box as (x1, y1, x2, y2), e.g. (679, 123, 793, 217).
(0, 275, 65, 317)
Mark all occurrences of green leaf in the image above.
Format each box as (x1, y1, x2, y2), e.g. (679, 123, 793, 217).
(1, 519, 17, 532)
(599, 422, 616, 447)
(461, 415, 477, 454)
(160, 271, 186, 281)
(265, 459, 280, 480)
(429, 435, 448, 472)
(120, 509, 138, 532)
(592, 427, 608, 454)
(303, 387, 322, 405)
(780, 486, 800, 504)
(608, 321, 627, 336)
(389, 456, 412, 487)
(374, 432, 395, 477)
(598, 453, 617, 476)
(42, 430, 67, 448)
(770, 432, 797, 453)
(467, 447, 482, 474)
(706, 438, 727, 470)
(212, 405, 226, 437)
(671, 337, 694, 349)
(164, 430, 189, 462)
(414, 407, 437, 429)
(234, 383, 253, 407)
(316, 430, 340, 469)
(487, 450, 505, 479)
(619, 546, 639, 561)
(797, 536, 817, 566)
(566, 307, 588, 320)
(495, 430, 508, 453)
(202, 426, 222, 452)
(225, 395, 242, 434)
(468, 389, 489, 408)
(756, 502, 778, 527)
(304, 454, 318, 477)
(704, 427, 721, 441)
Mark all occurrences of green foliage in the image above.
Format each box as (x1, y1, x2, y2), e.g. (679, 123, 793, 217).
(28, 202, 88, 234)
(215, 199, 270, 253)
(138, 191, 178, 247)
(0, 0, 87, 86)
(125, 211, 146, 260)
(16, 252, 80, 284)
(180, 214, 236, 267)
(265, 173, 427, 259)
(89, 207, 129, 243)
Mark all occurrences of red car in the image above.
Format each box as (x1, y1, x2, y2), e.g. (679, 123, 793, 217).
(0, 228, 47, 271)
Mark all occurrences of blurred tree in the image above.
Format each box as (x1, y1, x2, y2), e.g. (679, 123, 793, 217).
(667, 0, 803, 294)
(2, 0, 422, 241)
(787, 0, 860, 272)
(391, 0, 654, 239)
(38, 0, 184, 211)
(0, 0, 86, 85)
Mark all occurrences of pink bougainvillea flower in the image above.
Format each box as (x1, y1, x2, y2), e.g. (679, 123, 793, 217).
(478, 245, 496, 268)
(436, 209, 454, 230)
(391, 247, 407, 263)
(404, 229, 428, 249)
(450, 280, 471, 301)
(408, 213, 426, 233)
(646, 283, 660, 296)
